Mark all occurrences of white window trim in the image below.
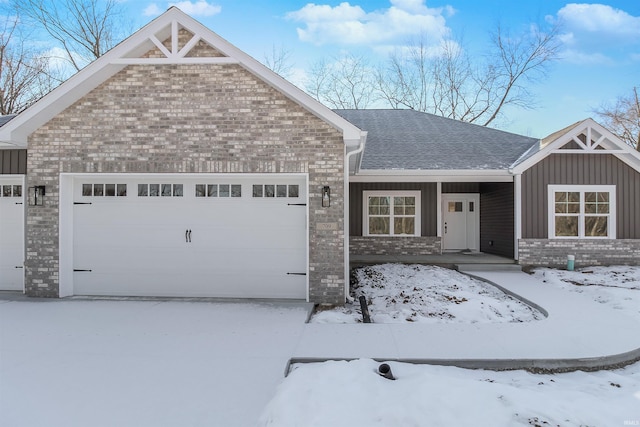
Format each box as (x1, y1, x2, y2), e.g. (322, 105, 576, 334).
(547, 185, 616, 239)
(363, 190, 421, 237)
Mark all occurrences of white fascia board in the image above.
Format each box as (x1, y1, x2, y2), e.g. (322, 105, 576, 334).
(0, 64, 126, 144)
(0, 141, 27, 148)
(350, 170, 513, 183)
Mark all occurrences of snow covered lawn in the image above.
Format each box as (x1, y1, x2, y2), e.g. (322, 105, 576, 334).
(531, 265, 640, 321)
(311, 264, 543, 324)
(261, 265, 640, 427)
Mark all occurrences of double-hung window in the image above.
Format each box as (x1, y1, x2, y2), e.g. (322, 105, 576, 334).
(363, 191, 421, 236)
(548, 185, 616, 239)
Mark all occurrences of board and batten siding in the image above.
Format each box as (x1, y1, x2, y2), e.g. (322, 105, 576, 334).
(349, 182, 438, 236)
(479, 182, 514, 258)
(0, 149, 27, 174)
(521, 153, 640, 239)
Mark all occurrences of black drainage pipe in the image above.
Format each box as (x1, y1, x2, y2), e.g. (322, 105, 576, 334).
(359, 295, 371, 323)
(378, 363, 395, 380)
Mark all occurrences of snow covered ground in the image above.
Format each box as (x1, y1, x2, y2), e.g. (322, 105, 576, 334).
(311, 264, 543, 323)
(2, 265, 639, 427)
(260, 265, 640, 427)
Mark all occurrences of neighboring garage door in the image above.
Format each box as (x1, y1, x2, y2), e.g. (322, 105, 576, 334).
(72, 175, 307, 299)
(0, 176, 24, 291)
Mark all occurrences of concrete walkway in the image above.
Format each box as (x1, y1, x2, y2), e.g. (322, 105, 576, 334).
(291, 270, 640, 372)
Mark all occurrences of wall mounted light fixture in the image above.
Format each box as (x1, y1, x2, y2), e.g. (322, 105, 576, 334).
(28, 186, 46, 206)
(322, 186, 331, 207)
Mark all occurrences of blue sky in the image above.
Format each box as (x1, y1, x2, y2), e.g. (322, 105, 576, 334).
(101, 1, 640, 137)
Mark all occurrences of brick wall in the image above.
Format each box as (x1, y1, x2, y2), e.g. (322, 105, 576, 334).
(350, 236, 442, 256)
(518, 239, 640, 267)
(26, 63, 346, 303)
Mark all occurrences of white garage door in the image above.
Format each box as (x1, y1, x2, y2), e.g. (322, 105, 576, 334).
(72, 175, 307, 299)
(0, 176, 24, 291)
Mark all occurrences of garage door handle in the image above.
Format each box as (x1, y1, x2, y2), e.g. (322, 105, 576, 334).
(74, 269, 92, 272)
(287, 272, 307, 276)
(287, 203, 307, 206)
(15, 266, 23, 269)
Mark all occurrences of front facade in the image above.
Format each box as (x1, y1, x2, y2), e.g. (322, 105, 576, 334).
(0, 8, 364, 304)
(1, 9, 639, 303)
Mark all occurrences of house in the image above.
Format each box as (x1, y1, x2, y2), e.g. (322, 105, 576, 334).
(1, 8, 639, 304)
(337, 110, 640, 267)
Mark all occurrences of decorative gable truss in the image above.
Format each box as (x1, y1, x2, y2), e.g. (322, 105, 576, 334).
(114, 17, 237, 64)
(511, 118, 640, 174)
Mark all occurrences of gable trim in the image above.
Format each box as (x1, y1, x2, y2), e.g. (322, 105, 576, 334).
(511, 118, 640, 175)
(0, 7, 363, 146)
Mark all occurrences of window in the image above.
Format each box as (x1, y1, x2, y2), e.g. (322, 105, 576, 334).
(363, 191, 421, 236)
(83, 184, 127, 197)
(1, 185, 22, 197)
(137, 183, 183, 197)
(195, 184, 241, 198)
(548, 185, 616, 239)
(252, 184, 299, 198)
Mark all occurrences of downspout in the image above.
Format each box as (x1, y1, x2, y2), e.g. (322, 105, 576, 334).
(344, 132, 367, 302)
(509, 167, 522, 261)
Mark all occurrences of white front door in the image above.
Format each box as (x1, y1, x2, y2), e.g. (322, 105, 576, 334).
(442, 194, 479, 251)
(0, 176, 25, 291)
(69, 175, 308, 299)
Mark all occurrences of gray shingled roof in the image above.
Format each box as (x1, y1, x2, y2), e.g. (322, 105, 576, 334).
(334, 109, 539, 170)
(0, 115, 16, 128)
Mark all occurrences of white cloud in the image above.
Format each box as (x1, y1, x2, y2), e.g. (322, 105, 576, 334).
(556, 3, 640, 38)
(547, 4, 640, 65)
(286, 1, 453, 46)
(143, 1, 221, 17)
(170, 1, 221, 17)
(143, 3, 162, 16)
(558, 49, 613, 66)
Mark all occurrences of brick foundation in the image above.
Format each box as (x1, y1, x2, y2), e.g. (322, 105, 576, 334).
(350, 236, 442, 256)
(518, 239, 640, 267)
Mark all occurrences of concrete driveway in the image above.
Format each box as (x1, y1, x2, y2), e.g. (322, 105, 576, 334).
(0, 296, 312, 427)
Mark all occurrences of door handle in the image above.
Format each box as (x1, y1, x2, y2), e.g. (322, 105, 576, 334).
(188, 229, 192, 242)
(444, 222, 447, 234)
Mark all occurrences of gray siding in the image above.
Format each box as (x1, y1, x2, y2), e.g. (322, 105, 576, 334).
(442, 182, 480, 193)
(479, 183, 514, 258)
(0, 149, 27, 174)
(350, 182, 438, 236)
(522, 153, 640, 239)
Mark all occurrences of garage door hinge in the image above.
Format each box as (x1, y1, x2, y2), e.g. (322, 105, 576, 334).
(287, 203, 307, 206)
(73, 269, 92, 272)
(286, 272, 307, 276)
(74, 202, 92, 205)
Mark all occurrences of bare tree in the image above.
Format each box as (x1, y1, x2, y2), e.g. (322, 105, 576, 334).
(593, 87, 640, 152)
(0, 15, 61, 114)
(263, 45, 294, 79)
(12, 0, 127, 72)
(311, 21, 560, 126)
(480, 23, 561, 126)
(377, 23, 560, 125)
(305, 53, 375, 109)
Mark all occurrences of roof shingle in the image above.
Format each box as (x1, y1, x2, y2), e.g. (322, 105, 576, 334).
(334, 109, 539, 170)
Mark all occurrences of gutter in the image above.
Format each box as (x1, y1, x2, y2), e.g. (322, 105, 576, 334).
(343, 132, 367, 302)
